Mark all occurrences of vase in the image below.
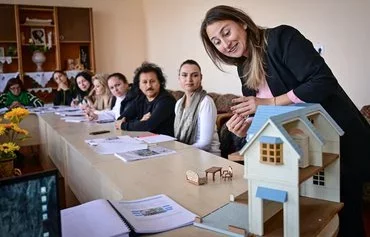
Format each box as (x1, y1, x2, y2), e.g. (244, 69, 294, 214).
(32, 51, 46, 72)
(0, 158, 15, 178)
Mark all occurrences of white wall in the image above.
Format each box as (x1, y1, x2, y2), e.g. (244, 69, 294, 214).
(142, 0, 370, 107)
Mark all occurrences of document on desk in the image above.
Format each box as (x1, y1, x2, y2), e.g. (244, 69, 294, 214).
(109, 194, 196, 234)
(61, 199, 130, 237)
(114, 146, 176, 162)
(85, 135, 148, 154)
(61, 116, 88, 123)
(136, 134, 176, 144)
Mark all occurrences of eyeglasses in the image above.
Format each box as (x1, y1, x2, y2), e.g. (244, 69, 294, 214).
(9, 85, 21, 90)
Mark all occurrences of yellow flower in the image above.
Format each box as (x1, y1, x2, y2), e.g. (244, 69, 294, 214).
(4, 108, 30, 123)
(0, 126, 5, 136)
(0, 142, 20, 153)
(11, 124, 29, 135)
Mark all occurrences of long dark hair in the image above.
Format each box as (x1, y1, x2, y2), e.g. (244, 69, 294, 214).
(179, 59, 202, 73)
(75, 71, 93, 97)
(4, 78, 25, 93)
(200, 5, 267, 89)
(52, 70, 71, 87)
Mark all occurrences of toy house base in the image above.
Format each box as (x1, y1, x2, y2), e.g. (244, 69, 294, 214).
(194, 191, 343, 237)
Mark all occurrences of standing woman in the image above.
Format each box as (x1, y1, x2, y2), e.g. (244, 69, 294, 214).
(86, 73, 136, 121)
(0, 78, 43, 109)
(84, 74, 112, 111)
(72, 71, 93, 106)
(174, 60, 220, 156)
(200, 5, 370, 236)
(52, 70, 75, 106)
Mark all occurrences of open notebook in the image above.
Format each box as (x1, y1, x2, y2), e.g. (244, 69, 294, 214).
(61, 194, 196, 236)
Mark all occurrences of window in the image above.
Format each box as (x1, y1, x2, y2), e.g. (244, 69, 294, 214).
(313, 170, 325, 186)
(260, 143, 283, 165)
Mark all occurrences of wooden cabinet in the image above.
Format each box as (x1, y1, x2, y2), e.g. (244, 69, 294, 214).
(0, 4, 95, 99)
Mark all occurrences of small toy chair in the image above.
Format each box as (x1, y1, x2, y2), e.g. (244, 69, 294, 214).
(222, 166, 233, 181)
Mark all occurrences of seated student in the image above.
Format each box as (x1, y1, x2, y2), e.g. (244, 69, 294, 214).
(52, 70, 76, 106)
(0, 78, 44, 109)
(84, 74, 112, 111)
(115, 62, 176, 136)
(86, 73, 136, 121)
(71, 71, 93, 107)
(174, 60, 221, 156)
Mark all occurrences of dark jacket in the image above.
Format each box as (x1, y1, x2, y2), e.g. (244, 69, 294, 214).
(110, 89, 137, 117)
(238, 25, 370, 180)
(119, 89, 176, 136)
(53, 88, 76, 106)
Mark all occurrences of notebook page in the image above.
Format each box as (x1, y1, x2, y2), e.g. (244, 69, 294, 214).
(61, 199, 130, 237)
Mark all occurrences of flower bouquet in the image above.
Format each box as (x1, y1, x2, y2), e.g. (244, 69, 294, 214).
(0, 108, 30, 177)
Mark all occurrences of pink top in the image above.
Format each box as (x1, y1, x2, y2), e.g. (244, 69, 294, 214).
(256, 81, 304, 103)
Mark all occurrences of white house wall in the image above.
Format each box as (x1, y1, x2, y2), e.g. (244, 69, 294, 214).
(282, 120, 323, 166)
(300, 159, 340, 202)
(246, 125, 299, 186)
(248, 179, 300, 237)
(315, 114, 341, 154)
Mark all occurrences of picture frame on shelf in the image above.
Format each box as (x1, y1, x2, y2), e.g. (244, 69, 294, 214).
(30, 28, 46, 45)
(0, 47, 4, 57)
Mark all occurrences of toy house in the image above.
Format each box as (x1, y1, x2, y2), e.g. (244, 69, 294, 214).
(240, 104, 344, 237)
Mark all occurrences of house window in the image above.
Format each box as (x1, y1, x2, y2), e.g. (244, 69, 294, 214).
(260, 143, 283, 165)
(313, 170, 325, 186)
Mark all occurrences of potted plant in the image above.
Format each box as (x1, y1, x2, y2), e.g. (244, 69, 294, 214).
(0, 108, 29, 178)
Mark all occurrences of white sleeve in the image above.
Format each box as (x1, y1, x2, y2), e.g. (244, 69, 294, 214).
(97, 111, 116, 121)
(192, 96, 217, 150)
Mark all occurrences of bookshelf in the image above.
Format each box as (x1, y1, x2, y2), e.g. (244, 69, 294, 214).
(0, 4, 95, 102)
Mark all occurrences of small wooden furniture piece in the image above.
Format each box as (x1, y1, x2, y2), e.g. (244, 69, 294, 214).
(205, 166, 222, 181)
(222, 166, 233, 181)
(186, 170, 207, 185)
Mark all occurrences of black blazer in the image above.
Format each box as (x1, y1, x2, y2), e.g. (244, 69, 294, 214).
(238, 25, 370, 180)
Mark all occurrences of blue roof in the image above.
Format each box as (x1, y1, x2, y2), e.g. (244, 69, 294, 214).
(241, 104, 344, 157)
(248, 105, 305, 137)
(256, 186, 288, 203)
(259, 136, 283, 144)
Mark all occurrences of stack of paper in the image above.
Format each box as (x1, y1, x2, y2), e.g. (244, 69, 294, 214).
(85, 135, 148, 154)
(136, 134, 176, 144)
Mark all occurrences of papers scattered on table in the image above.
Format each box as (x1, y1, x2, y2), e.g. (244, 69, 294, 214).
(136, 134, 176, 144)
(61, 116, 88, 123)
(114, 146, 176, 162)
(59, 110, 85, 117)
(85, 135, 148, 154)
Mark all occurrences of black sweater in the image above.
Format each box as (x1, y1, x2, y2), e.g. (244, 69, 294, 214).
(110, 89, 137, 116)
(119, 89, 176, 136)
(238, 25, 370, 179)
(53, 88, 75, 106)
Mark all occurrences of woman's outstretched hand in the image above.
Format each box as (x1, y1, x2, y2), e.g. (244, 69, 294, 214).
(230, 96, 273, 117)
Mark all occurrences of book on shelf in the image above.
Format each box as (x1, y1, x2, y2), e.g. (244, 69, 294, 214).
(114, 146, 176, 162)
(61, 194, 196, 236)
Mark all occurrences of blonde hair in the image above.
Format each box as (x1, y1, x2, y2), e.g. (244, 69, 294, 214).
(85, 73, 112, 110)
(200, 5, 267, 90)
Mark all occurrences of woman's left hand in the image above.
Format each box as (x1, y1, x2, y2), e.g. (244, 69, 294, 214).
(230, 96, 273, 117)
(115, 118, 126, 130)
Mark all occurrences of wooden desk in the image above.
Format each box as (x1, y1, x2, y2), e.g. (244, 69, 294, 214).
(20, 112, 338, 236)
